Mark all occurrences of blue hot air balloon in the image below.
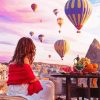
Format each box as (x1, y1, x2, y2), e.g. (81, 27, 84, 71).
(64, 0, 92, 33)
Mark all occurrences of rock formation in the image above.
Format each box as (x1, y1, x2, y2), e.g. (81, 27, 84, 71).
(86, 38, 100, 70)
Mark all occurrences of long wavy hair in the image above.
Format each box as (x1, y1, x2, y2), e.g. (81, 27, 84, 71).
(10, 37, 36, 65)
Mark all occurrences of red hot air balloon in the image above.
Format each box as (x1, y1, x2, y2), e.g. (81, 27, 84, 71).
(31, 3, 38, 12)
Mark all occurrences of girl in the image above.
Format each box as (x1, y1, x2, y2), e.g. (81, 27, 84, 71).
(7, 37, 55, 100)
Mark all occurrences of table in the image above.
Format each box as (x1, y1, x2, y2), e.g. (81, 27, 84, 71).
(51, 73, 100, 100)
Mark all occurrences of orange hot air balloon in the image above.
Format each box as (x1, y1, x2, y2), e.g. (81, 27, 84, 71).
(57, 17, 63, 33)
(31, 3, 38, 12)
(38, 34, 44, 42)
(54, 39, 69, 60)
(53, 9, 59, 16)
(29, 31, 34, 36)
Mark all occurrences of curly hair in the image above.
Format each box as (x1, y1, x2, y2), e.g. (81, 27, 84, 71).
(10, 37, 36, 65)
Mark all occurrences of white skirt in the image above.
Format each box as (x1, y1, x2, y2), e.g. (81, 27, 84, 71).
(7, 80, 55, 100)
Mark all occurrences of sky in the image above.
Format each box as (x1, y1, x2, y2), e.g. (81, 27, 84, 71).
(0, 0, 100, 65)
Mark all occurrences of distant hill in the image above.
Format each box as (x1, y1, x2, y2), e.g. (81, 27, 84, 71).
(86, 38, 100, 70)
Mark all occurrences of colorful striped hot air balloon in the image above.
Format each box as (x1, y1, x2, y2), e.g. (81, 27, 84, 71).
(54, 40, 69, 60)
(64, 0, 92, 33)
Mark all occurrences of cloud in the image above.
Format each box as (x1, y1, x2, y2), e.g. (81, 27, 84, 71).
(0, 41, 14, 46)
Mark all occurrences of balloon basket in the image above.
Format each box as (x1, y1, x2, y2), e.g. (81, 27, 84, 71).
(77, 30, 81, 33)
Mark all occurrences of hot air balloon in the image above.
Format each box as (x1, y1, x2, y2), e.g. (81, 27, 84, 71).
(29, 31, 34, 36)
(53, 9, 59, 16)
(38, 34, 44, 42)
(57, 17, 63, 33)
(64, 0, 92, 33)
(54, 39, 69, 60)
(31, 3, 38, 12)
(48, 54, 51, 58)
